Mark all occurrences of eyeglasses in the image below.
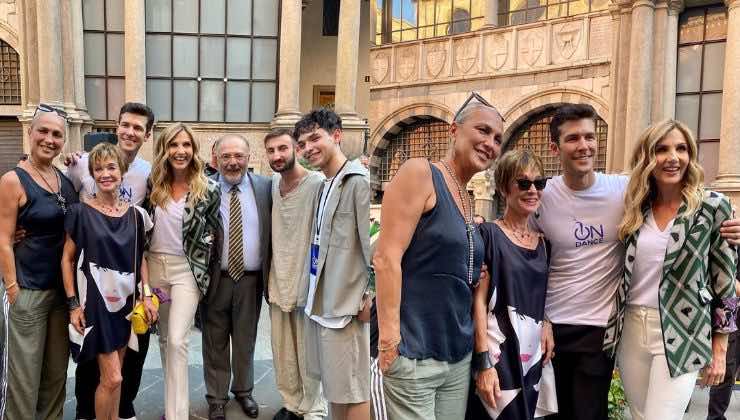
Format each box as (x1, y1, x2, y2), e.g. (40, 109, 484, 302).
(453, 91, 505, 122)
(34, 103, 68, 119)
(515, 178, 548, 191)
(219, 153, 248, 162)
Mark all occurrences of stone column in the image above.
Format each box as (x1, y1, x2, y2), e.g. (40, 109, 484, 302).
(124, 0, 146, 103)
(606, 1, 632, 172)
(483, 0, 499, 28)
(271, 0, 302, 127)
(711, 0, 740, 204)
(334, 0, 368, 159)
(471, 171, 496, 221)
(623, 0, 655, 168)
(650, 0, 682, 121)
(70, 0, 88, 112)
(36, 0, 64, 106)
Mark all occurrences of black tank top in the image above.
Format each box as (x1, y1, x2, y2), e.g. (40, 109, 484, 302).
(371, 162, 484, 362)
(13, 167, 79, 290)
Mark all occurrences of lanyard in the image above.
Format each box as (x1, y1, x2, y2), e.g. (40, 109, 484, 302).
(315, 160, 349, 238)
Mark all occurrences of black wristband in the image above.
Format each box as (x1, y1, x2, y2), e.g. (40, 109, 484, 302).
(66, 296, 80, 311)
(472, 350, 493, 372)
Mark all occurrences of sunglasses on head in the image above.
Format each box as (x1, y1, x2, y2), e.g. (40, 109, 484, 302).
(516, 178, 548, 191)
(34, 103, 68, 119)
(453, 91, 505, 122)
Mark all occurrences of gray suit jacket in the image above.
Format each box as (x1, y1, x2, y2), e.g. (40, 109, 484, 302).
(207, 172, 272, 303)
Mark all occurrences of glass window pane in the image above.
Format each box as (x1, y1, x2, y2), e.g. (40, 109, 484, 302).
(402, 0, 417, 27)
(225, 81, 250, 122)
(702, 42, 725, 91)
(699, 93, 722, 140)
(436, 0, 452, 22)
(471, 0, 485, 17)
(200, 37, 225, 78)
(591, 0, 610, 11)
(526, 7, 546, 23)
(401, 29, 417, 41)
(173, 0, 199, 33)
(173, 36, 198, 78)
(85, 78, 106, 120)
(145, 0, 171, 31)
(705, 6, 728, 41)
(675, 94, 700, 137)
(200, 0, 225, 33)
(250, 82, 275, 122)
(105, 0, 124, 31)
(200, 81, 225, 121)
(253, 0, 278, 36)
(227, 0, 252, 35)
(146, 79, 172, 121)
(106, 78, 124, 121)
(173, 80, 198, 121)
(568, 0, 588, 15)
(83, 0, 105, 30)
(146, 35, 171, 77)
(252, 38, 276, 79)
(676, 45, 702, 93)
(698, 141, 719, 184)
(84, 33, 106, 76)
(419, 25, 435, 39)
(679, 8, 704, 44)
(106, 34, 124, 76)
(226, 38, 251, 79)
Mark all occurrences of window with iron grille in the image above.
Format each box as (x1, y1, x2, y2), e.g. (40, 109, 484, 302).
(377, 118, 451, 184)
(0, 40, 20, 105)
(145, 0, 278, 123)
(83, 0, 125, 121)
(675, 4, 727, 183)
(494, 110, 608, 215)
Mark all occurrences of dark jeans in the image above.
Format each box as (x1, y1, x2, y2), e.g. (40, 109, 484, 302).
(75, 332, 151, 419)
(707, 328, 739, 420)
(546, 324, 615, 420)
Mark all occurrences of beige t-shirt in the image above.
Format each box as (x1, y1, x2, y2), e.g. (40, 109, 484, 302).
(268, 171, 323, 311)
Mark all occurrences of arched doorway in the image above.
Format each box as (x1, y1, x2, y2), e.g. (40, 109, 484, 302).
(0, 38, 22, 174)
(373, 117, 450, 202)
(494, 107, 609, 215)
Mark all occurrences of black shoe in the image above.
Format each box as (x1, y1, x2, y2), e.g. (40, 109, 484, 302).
(235, 395, 259, 418)
(273, 407, 303, 420)
(208, 403, 226, 420)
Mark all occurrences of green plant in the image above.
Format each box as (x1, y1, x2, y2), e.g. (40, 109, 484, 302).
(608, 369, 628, 420)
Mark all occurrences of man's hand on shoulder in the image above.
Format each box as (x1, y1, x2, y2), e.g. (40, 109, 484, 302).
(63, 151, 84, 167)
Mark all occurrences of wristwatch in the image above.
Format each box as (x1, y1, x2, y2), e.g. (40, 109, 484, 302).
(66, 296, 80, 311)
(143, 284, 153, 298)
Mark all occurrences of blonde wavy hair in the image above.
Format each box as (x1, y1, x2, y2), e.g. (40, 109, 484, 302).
(149, 122, 208, 209)
(617, 119, 704, 240)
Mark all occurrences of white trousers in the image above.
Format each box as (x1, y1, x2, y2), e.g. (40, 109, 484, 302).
(617, 305, 699, 420)
(148, 253, 201, 420)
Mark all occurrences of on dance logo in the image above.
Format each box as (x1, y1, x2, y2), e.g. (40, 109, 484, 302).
(574, 221, 604, 247)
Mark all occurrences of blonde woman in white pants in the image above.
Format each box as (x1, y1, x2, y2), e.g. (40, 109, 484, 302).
(144, 123, 222, 420)
(608, 119, 738, 420)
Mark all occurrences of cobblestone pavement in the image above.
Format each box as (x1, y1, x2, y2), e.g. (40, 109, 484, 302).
(62, 304, 739, 420)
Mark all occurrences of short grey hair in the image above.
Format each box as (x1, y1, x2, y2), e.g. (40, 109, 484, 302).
(214, 133, 250, 154)
(454, 101, 500, 124)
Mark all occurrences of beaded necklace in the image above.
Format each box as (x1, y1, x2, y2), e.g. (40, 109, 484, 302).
(440, 160, 477, 287)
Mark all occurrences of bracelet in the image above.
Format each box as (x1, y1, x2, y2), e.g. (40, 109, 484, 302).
(472, 351, 494, 372)
(143, 284, 153, 298)
(4, 281, 17, 290)
(66, 296, 80, 311)
(378, 337, 401, 352)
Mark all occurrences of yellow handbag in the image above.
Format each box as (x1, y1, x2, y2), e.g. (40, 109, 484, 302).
(131, 293, 159, 334)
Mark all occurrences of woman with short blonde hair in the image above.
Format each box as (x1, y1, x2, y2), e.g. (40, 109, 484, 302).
(609, 119, 737, 420)
(144, 123, 221, 420)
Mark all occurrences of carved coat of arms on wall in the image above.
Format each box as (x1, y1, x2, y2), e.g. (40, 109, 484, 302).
(487, 34, 509, 71)
(455, 37, 479, 74)
(519, 31, 544, 68)
(556, 23, 582, 59)
(397, 47, 418, 82)
(372, 52, 389, 84)
(426, 43, 447, 79)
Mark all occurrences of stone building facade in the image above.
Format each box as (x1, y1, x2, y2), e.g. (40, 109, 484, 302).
(367, 0, 740, 219)
(0, 0, 371, 175)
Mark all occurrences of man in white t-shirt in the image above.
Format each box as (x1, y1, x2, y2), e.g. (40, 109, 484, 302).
(66, 102, 155, 420)
(532, 104, 740, 420)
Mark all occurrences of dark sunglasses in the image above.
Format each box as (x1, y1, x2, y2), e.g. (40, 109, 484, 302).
(453, 91, 505, 122)
(516, 178, 548, 191)
(34, 103, 68, 119)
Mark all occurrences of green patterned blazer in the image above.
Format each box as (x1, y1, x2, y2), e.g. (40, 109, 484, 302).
(603, 190, 738, 377)
(143, 178, 223, 297)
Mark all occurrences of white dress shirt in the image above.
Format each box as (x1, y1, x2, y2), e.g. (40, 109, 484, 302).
(220, 174, 262, 272)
